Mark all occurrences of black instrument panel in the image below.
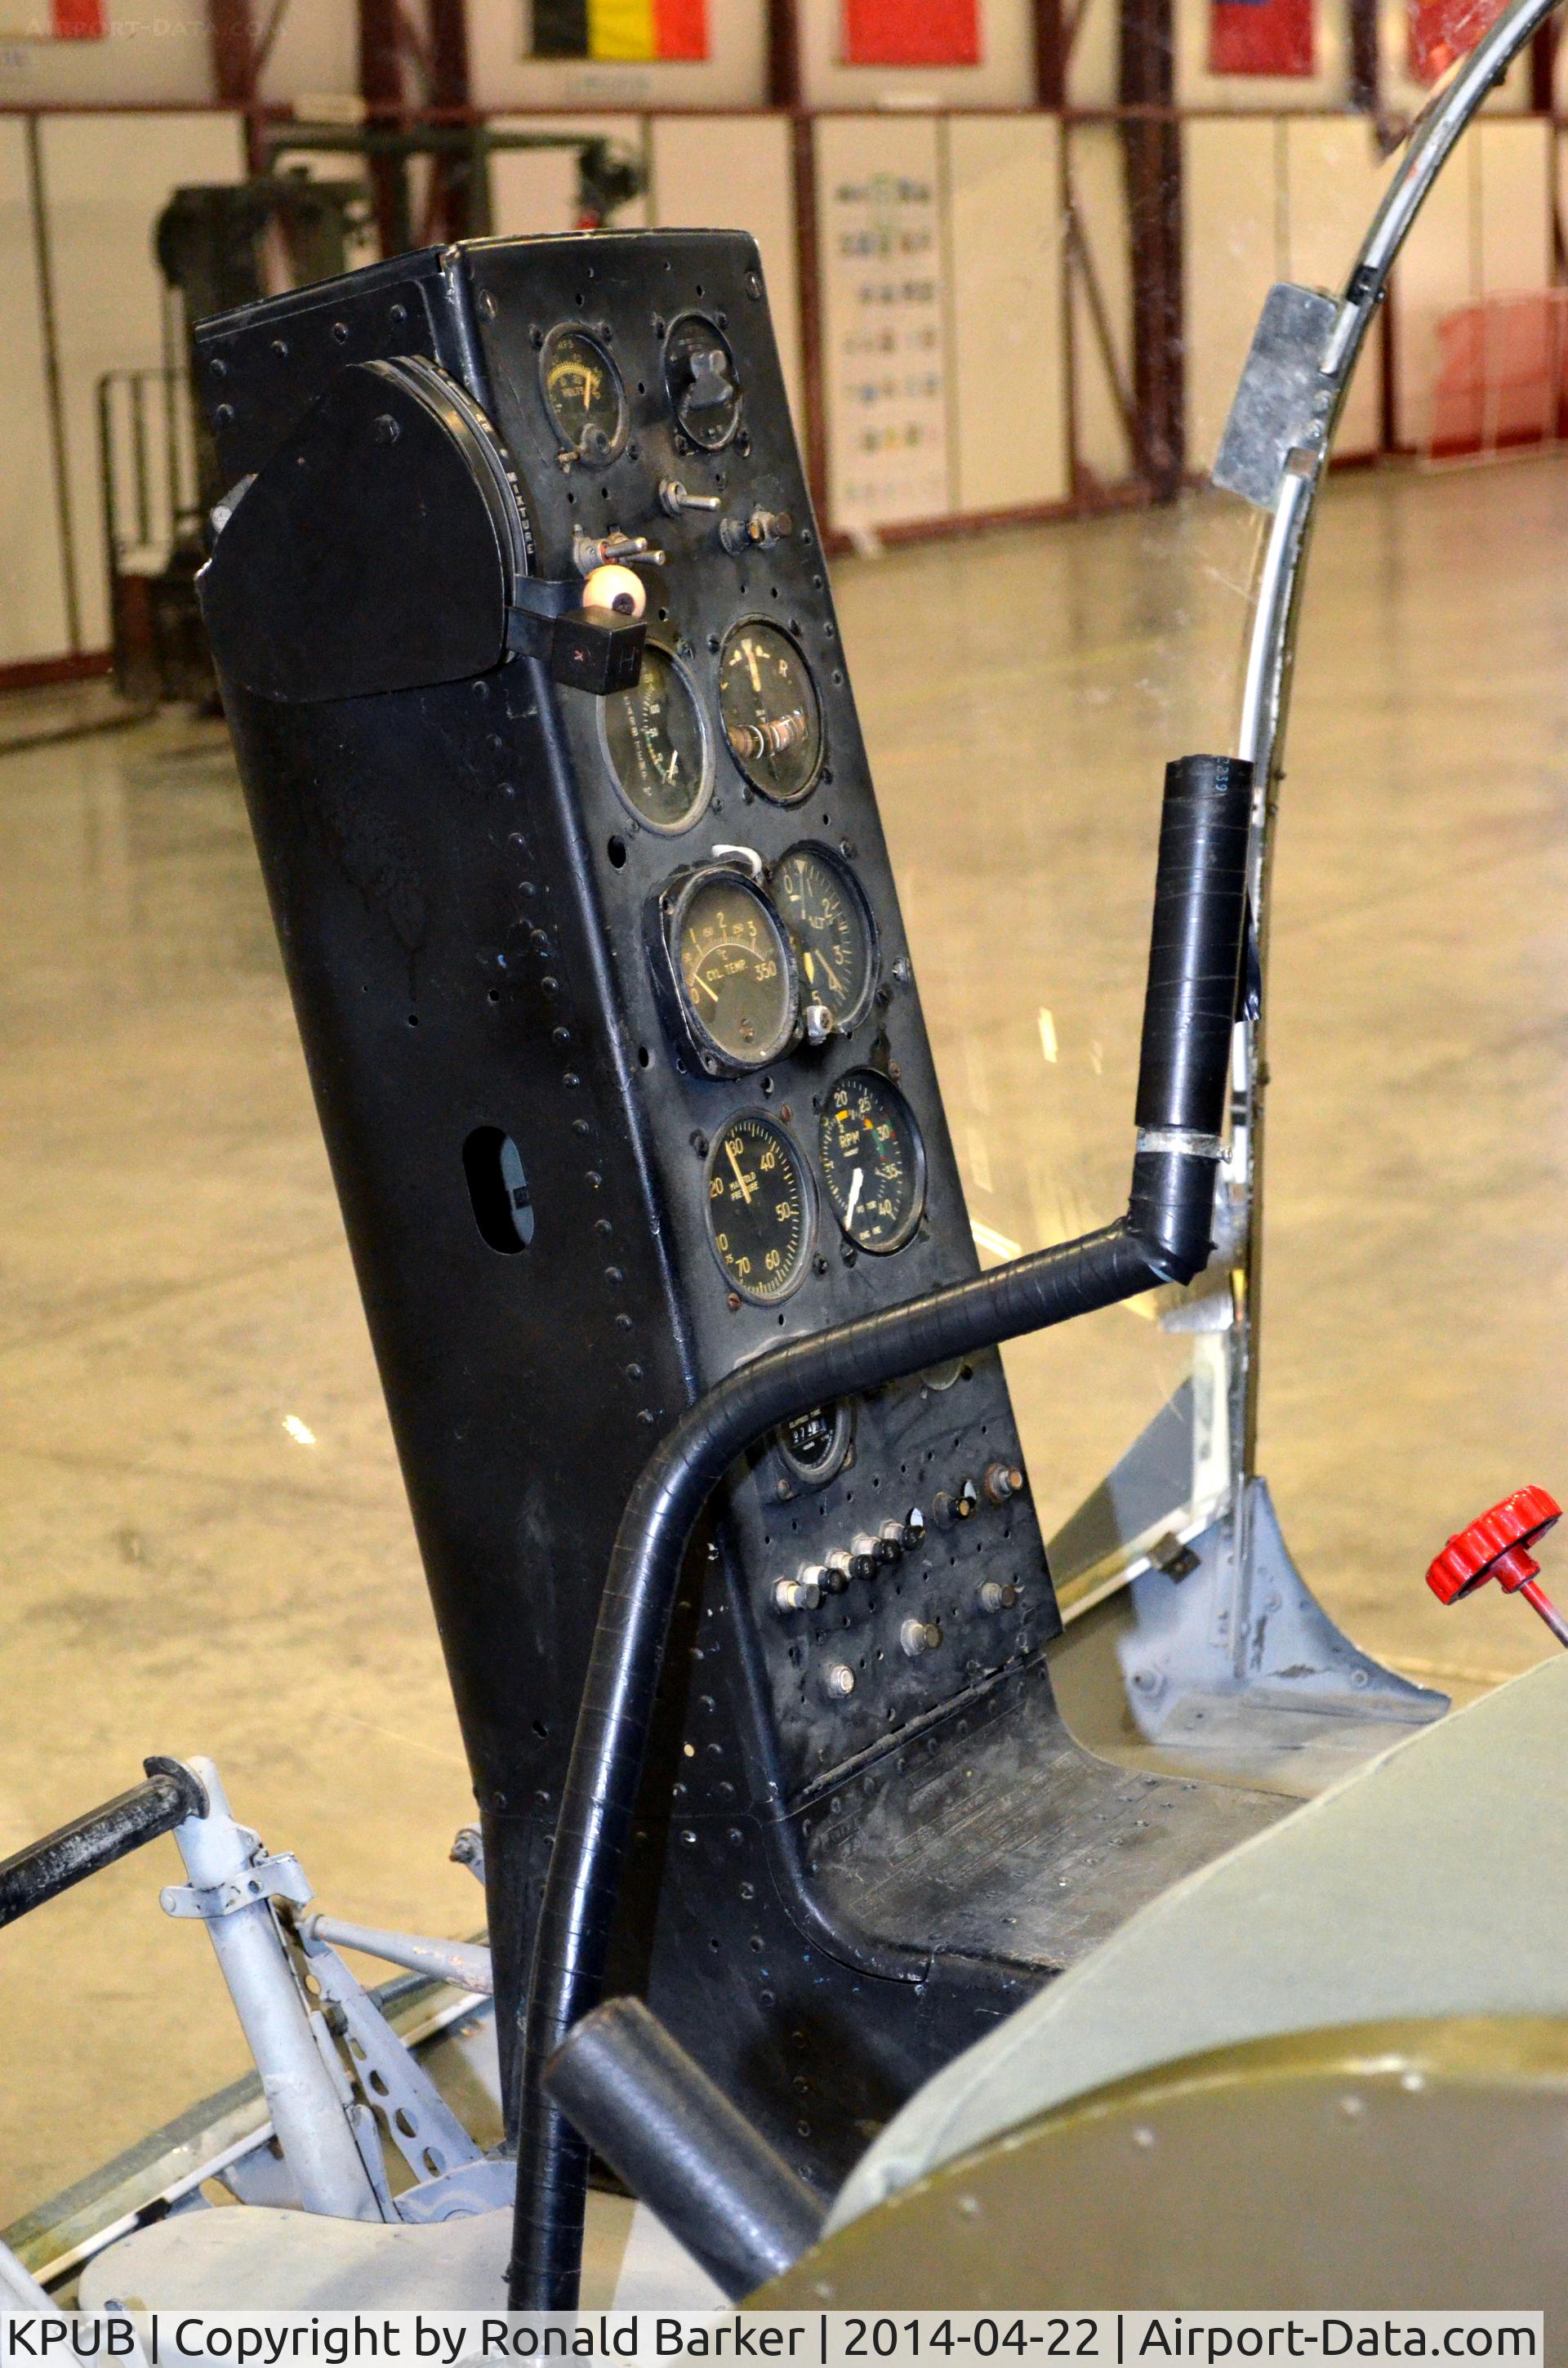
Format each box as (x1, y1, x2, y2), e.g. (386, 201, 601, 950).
(193, 234, 1150, 2198)
(450, 232, 1057, 1786)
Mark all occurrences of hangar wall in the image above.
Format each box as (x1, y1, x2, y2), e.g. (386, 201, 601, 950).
(0, 0, 1561, 678)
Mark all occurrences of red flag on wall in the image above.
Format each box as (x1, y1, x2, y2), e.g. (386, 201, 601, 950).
(0, 0, 104, 30)
(841, 0, 980, 67)
(1209, 0, 1314, 75)
(1407, 0, 1508, 80)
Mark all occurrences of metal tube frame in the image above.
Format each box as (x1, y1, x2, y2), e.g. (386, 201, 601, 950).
(1227, 0, 1562, 1579)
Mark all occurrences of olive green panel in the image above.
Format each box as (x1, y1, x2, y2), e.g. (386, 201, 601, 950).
(757, 2018, 1568, 2312)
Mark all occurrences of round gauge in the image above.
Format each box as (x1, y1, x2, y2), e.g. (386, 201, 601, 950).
(706, 1113, 811, 1304)
(719, 623, 823, 804)
(664, 314, 742, 450)
(818, 1070, 926, 1254)
(672, 870, 798, 1072)
(772, 845, 876, 1032)
(775, 1401, 854, 1491)
(541, 326, 626, 465)
(602, 646, 710, 833)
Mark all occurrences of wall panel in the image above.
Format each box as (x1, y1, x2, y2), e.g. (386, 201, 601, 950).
(648, 114, 803, 430)
(0, 122, 69, 665)
(38, 112, 246, 653)
(1066, 123, 1135, 490)
(1476, 117, 1552, 297)
(1183, 118, 1280, 477)
(947, 116, 1067, 513)
(1393, 132, 1478, 448)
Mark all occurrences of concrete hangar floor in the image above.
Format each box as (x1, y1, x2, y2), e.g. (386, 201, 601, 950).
(1, 453, 1566, 2228)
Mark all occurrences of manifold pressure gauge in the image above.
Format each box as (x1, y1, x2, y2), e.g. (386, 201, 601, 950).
(706, 1113, 811, 1304)
(719, 623, 823, 804)
(819, 1069, 926, 1253)
(649, 865, 800, 1077)
(772, 844, 876, 1032)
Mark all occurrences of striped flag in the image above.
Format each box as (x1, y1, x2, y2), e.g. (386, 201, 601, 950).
(841, 0, 980, 64)
(531, 0, 707, 60)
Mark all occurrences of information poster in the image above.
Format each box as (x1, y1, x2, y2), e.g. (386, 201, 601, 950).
(841, 0, 980, 66)
(817, 118, 952, 537)
(1209, 0, 1314, 76)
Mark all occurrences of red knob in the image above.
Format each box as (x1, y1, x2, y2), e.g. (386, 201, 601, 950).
(1426, 1486, 1563, 1603)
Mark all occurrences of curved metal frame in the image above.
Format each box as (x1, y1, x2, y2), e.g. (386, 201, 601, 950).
(1228, 0, 1562, 1526)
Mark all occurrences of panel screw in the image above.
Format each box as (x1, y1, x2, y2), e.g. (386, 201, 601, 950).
(371, 413, 400, 444)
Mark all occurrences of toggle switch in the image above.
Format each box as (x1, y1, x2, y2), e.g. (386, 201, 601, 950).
(721, 506, 794, 556)
(659, 477, 722, 517)
(572, 527, 666, 574)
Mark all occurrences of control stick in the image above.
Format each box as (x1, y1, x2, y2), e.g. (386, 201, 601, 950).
(1425, 1485, 1568, 1645)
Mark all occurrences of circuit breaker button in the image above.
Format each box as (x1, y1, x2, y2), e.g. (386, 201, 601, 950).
(773, 1573, 822, 1614)
(900, 1619, 942, 1658)
(978, 1580, 1019, 1613)
(983, 1461, 1026, 1505)
(822, 1662, 856, 1700)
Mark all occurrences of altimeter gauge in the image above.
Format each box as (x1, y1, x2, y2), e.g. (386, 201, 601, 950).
(818, 1069, 926, 1253)
(705, 1113, 811, 1304)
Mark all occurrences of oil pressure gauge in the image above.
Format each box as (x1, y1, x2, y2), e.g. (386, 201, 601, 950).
(649, 864, 800, 1076)
(719, 622, 823, 804)
(819, 1069, 926, 1253)
(772, 844, 876, 1032)
(705, 1113, 811, 1304)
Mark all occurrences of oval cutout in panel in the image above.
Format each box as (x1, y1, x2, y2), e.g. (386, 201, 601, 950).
(463, 1126, 534, 1253)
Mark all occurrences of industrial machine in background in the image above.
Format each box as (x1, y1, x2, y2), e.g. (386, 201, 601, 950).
(100, 127, 644, 705)
(5, 0, 1565, 2314)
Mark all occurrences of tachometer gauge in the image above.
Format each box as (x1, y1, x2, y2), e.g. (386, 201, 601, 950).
(706, 1113, 811, 1303)
(541, 326, 626, 465)
(772, 844, 876, 1032)
(665, 314, 742, 450)
(719, 623, 823, 804)
(602, 646, 710, 833)
(818, 1070, 926, 1253)
(656, 867, 799, 1075)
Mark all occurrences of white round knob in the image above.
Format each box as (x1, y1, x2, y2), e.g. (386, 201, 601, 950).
(581, 562, 646, 619)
